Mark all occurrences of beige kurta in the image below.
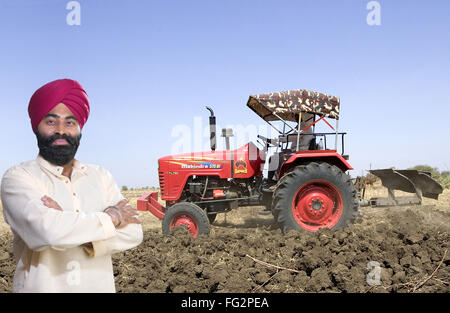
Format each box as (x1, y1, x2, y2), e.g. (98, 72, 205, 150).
(0, 156, 143, 293)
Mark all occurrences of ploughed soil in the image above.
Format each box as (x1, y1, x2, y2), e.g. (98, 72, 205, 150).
(110, 206, 449, 293)
(1, 186, 449, 293)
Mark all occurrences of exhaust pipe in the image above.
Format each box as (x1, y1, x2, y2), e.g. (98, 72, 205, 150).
(206, 106, 216, 151)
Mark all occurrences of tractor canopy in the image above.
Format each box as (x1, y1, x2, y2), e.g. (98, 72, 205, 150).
(247, 89, 340, 122)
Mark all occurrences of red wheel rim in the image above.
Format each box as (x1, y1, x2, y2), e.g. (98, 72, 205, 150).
(170, 213, 199, 237)
(292, 180, 343, 232)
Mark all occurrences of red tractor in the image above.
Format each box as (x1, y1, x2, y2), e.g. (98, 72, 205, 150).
(138, 89, 360, 237)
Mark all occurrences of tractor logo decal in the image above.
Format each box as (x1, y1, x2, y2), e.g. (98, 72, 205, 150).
(234, 159, 248, 174)
(171, 157, 228, 163)
(169, 160, 223, 169)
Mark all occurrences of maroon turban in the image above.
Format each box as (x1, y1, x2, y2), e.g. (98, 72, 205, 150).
(28, 79, 90, 131)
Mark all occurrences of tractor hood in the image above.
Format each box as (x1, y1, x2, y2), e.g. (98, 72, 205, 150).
(157, 142, 265, 201)
(158, 149, 233, 170)
(158, 142, 265, 177)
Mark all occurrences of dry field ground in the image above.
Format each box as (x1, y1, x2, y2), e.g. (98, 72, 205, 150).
(0, 181, 449, 293)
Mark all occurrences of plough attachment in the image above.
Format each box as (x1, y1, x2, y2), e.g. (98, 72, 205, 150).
(361, 169, 443, 207)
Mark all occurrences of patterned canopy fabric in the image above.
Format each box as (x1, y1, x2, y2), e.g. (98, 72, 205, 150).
(247, 89, 340, 121)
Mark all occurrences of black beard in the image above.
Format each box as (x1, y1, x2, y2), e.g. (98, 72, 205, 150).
(36, 131, 82, 166)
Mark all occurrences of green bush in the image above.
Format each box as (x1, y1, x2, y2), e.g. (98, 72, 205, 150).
(409, 165, 450, 189)
(439, 176, 450, 189)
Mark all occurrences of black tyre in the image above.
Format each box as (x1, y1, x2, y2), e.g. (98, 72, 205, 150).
(162, 202, 210, 237)
(272, 162, 359, 233)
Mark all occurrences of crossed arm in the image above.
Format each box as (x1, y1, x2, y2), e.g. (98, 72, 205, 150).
(41, 195, 142, 256)
(1, 166, 143, 256)
(41, 195, 141, 229)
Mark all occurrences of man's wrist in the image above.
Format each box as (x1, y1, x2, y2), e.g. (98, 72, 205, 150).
(103, 206, 122, 228)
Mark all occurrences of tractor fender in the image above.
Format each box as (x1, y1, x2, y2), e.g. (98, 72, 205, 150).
(279, 150, 353, 178)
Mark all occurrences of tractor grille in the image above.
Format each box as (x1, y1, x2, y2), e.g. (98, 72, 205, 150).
(158, 171, 165, 194)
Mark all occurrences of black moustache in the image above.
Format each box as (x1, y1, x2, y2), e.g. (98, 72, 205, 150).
(45, 134, 77, 146)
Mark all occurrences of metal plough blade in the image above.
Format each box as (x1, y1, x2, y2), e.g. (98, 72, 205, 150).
(363, 169, 443, 207)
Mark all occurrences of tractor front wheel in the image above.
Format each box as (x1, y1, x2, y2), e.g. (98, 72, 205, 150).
(162, 202, 210, 237)
(272, 162, 359, 233)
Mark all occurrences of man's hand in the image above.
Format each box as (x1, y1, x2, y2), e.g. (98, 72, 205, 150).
(41, 195, 63, 211)
(104, 199, 141, 229)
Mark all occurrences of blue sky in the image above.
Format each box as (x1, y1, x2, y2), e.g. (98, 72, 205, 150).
(0, 0, 449, 188)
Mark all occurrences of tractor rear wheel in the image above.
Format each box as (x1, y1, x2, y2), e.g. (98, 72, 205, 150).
(272, 162, 359, 233)
(162, 202, 210, 237)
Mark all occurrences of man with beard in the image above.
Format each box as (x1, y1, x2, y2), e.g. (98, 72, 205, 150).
(0, 79, 143, 292)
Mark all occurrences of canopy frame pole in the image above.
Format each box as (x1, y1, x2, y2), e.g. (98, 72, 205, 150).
(272, 112, 296, 133)
(335, 119, 339, 151)
(296, 113, 302, 151)
(264, 120, 282, 135)
(302, 116, 324, 132)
